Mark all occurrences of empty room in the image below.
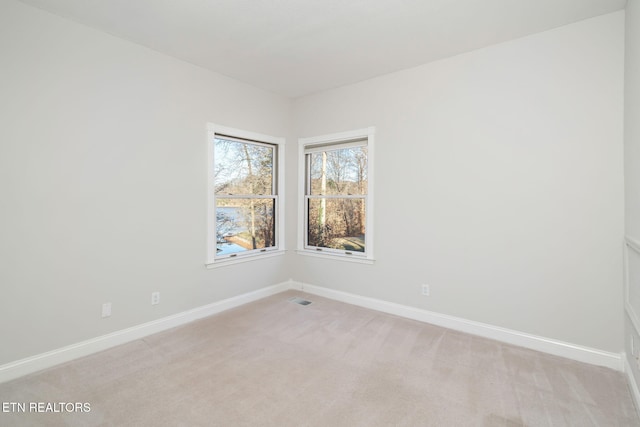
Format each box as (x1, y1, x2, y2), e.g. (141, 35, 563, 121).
(2, 0, 640, 425)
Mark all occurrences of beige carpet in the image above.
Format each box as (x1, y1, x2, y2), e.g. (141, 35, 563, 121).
(0, 290, 638, 426)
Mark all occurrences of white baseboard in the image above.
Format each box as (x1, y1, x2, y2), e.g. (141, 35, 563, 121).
(0, 281, 293, 384)
(0, 278, 624, 384)
(625, 354, 640, 415)
(293, 281, 624, 371)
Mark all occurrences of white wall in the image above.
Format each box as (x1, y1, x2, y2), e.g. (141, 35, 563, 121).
(627, 1, 640, 243)
(625, 0, 640, 392)
(293, 12, 625, 352)
(0, 0, 626, 369)
(0, 0, 292, 365)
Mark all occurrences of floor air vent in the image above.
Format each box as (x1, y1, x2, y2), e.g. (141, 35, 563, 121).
(289, 297, 312, 306)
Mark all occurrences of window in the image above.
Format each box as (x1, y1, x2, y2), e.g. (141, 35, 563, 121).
(298, 127, 374, 263)
(207, 124, 284, 266)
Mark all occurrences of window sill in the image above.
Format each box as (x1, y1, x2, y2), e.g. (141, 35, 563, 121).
(295, 249, 375, 265)
(206, 249, 285, 269)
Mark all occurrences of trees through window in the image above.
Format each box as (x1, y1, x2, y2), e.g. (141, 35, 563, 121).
(300, 128, 374, 261)
(208, 125, 283, 264)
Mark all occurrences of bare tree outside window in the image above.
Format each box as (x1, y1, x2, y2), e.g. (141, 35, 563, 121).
(306, 143, 367, 253)
(214, 136, 276, 256)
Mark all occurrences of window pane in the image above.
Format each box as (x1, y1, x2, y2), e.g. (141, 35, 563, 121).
(216, 198, 276, 255)
(214, 137, 274, 195)
(307, 198, 365, 252)
(309, 146, 367, 195)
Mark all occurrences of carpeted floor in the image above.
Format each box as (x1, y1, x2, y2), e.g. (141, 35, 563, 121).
(0, 290, 638, 426)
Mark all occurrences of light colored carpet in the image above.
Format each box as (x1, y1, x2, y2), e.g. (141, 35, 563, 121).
(0, 290, 638, 426)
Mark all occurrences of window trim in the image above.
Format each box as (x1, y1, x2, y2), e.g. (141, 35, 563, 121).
(206, 123, 285, 268)
(297, 127, 375, 264)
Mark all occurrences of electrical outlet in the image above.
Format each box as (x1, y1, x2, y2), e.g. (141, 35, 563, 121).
(421, 284, 430, 296)
(102, 302, 111, 318)
(151, 292, 160, 305)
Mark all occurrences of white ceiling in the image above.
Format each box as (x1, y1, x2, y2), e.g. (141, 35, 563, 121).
(18, 0, 626, 98)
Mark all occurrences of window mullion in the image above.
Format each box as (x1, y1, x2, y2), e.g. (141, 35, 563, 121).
(216, 195, 276, 199)
(306, 195, 366, 199)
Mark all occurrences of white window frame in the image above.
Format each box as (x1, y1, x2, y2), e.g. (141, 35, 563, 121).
(206, 123, 285, 268)
(297, 127, 375, 264)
